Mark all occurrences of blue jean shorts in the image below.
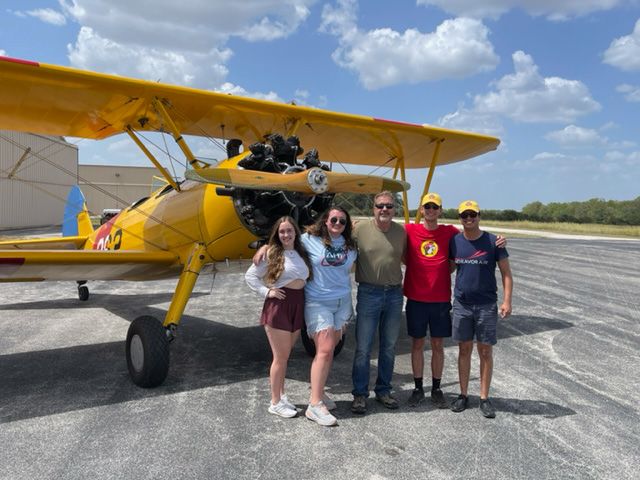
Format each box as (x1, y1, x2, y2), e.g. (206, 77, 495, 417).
(305, 293, 353, 336)
(452, 300, 498, 345)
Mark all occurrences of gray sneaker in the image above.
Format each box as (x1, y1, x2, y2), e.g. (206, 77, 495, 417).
(351, 395, 367, 414)
(408, 388, 425, 407)
(375, 393, 399, 409)
(306, 401, 338, 426)
(480, 398, 496, 418)
(430, 388, 447, 408)
(450, 394, 468, 413)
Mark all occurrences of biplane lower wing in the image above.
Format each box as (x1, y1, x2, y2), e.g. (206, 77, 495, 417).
(0, 236, 88, 250)
(0, 250, 180, 282)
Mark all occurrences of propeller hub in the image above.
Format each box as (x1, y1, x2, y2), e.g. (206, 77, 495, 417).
(307, 167, 328, 194)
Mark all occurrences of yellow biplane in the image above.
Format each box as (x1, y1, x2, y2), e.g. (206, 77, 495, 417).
(0, 56, 499, 387)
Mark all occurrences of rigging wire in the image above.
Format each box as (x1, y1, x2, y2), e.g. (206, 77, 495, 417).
(0, 132, 199, 248)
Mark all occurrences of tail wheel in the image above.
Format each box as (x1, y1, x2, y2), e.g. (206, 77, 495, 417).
(126, 316, 170, 388)
(78, 285, 89, 301)
(300, 322, 345, 358)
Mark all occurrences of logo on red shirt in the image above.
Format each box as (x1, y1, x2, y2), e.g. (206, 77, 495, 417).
(420, 240, 439, 257)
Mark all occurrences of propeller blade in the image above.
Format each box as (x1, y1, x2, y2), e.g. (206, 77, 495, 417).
(185, 167, 410, 194)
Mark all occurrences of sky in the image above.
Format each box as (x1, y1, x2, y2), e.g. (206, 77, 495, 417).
(1, 0, 639, 210)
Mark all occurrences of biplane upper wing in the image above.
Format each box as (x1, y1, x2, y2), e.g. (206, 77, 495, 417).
(0, 249, 180, 282)
(0, 56, 499, 169)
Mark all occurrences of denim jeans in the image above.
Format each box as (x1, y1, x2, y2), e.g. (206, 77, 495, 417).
(351, 283, 404, 397)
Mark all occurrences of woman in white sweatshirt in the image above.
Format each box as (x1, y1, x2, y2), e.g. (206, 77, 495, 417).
(245, 216, 312, 418)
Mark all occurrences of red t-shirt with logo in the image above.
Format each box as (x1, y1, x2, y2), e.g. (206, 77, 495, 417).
(403, 223, 460, 302)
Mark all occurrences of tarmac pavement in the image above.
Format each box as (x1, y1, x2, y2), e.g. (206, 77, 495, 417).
(1, 238, 639, 479)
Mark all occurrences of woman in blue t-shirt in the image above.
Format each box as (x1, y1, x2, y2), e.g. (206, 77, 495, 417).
(301, 206, 357, 426)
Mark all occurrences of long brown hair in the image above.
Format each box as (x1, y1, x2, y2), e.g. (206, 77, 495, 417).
(265, 216, 312, 285)
(305, 206, 356, 250)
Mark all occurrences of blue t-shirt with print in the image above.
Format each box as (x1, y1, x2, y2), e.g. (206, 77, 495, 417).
(449, 231, 509, 305)
(301, 232, 357, 301)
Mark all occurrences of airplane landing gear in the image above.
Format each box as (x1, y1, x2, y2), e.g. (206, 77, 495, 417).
(300, 323, 345, 358)
(77, 281, 89, 301)
(126, 315, 170, 388)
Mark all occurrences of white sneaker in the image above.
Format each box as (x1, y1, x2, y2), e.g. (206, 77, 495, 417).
(268, 399, 297, 418)
(322, 392, 337, 411)
(281, 394, 302, 413)
(305, 401, 337, 426)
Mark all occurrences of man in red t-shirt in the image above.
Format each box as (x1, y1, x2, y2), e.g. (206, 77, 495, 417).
(404, 193, 505, 408)
(404, 192, 458, 407)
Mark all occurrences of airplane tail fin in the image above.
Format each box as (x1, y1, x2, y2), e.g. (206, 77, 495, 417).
(62, 185, 94, 237)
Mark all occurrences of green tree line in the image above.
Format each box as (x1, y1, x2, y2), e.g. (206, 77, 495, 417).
(335, 194, 640, 225)
(434, 197, 640, 225)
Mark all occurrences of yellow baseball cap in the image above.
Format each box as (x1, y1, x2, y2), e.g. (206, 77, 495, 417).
(458, 200, 480, 214)
(420, 192, 442, 207)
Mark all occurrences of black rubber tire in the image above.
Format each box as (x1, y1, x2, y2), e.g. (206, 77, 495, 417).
(78, 285, 89, 301)
(300, 322, 345, 358)
(126, 316, 170, 388)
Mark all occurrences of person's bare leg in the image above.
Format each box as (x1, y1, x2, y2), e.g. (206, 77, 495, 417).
(477, 343, 493, 399)
(457, 341, 473, 396)
(309, 329, 336, 404)
(265, 326, 295, 404)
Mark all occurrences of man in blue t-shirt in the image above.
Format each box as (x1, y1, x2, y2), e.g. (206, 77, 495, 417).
(449, 200, 513, 419)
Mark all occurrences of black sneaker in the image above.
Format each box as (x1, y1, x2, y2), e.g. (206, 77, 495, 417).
(375, 393, 399, 409)
(450, 394, 468, 413)
(408, 388, 425, 407)
(351, 395, 367, 415)
(430, 388, 447, 408)
(480, 398, 496, 418)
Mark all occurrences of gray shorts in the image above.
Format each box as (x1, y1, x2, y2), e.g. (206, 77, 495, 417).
(452, 300, 498, 345)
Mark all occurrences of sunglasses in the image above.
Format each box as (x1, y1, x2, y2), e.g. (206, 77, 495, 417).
(459, 211, 478, 219)
(329, 217, 347, 225)
(375, 203, 395, 210)
(423, 204, 440, 210)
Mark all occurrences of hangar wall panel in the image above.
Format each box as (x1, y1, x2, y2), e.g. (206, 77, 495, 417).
(0, 130, 77, 229)
(78, 165, 161, 214)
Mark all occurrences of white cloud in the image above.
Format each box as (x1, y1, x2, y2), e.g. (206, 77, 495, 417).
(67, 27, 231, 88)
(443, 51, 600, 126)
(59, 0, 317, 89)
(24, 8, 67, 26)
(416, 0, 622, 20)
(616, 83, 640, 102)
(216, 82, 283, 102)
(545, 125, 606, 146)
(61, 0, 316, 51)
(0, 50, 6, 57)
(601, 149, 640, 172)
(437, 108, 504, 137)
(514, 148, 640, 177)
(603, 19, 640, 71)
(320, 0, 498, 89)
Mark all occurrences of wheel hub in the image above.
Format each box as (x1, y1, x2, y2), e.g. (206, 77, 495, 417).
(130, 334, 144, 372)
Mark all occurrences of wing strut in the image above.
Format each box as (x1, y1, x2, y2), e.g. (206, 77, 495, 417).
(8, 147, 31, 178)
(125, 127, 180, 191)
(392, 156, 410, 224)
(415, 139, 442, 223)
(152, 98, 207, 170)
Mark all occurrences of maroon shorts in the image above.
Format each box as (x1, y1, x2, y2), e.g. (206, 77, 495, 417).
(260, 287, 305, 332)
